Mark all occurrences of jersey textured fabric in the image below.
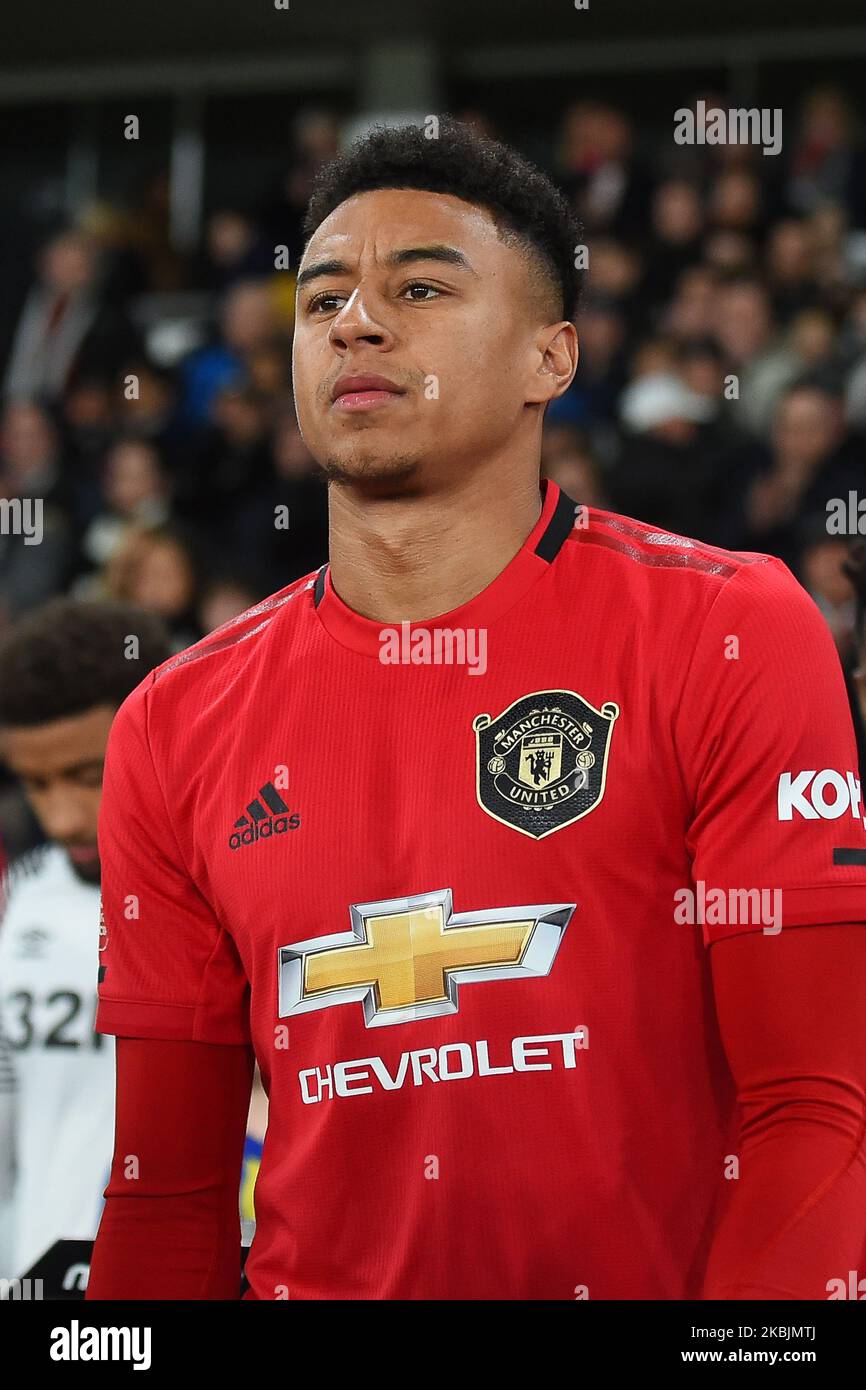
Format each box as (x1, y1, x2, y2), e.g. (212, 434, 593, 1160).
(703, 921, 866, 1298)
(86, 919, 866, 1301)
(86, 1036, 252, 1300)
(94, 480, 866, 1299)
(0, 844, 113, 1275)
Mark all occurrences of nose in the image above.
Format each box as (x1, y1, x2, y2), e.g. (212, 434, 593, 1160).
(328, 286, 394, 354)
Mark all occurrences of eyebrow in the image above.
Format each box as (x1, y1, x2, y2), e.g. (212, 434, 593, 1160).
(296, 244, 476, 291)
(21, 757, 104, 780)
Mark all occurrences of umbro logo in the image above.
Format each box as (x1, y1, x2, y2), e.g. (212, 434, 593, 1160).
(16, 926, 51, 959)
(229, 780, 300, 851)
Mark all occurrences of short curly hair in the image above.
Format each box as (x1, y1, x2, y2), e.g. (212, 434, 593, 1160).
(302, 118, 583, 322)
(0, 598, 173, 728)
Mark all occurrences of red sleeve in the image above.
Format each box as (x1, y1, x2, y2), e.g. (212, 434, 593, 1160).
(675, 557, 866, 945)
(86, 1037, 254, 1300)
(703, 922, 866, 1299)
(96, 677, 251, 1044)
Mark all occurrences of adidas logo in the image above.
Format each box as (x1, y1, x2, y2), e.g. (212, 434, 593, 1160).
(229, 780, 300, 851)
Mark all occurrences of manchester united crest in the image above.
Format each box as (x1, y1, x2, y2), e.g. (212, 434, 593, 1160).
(473, 690, 619, 839)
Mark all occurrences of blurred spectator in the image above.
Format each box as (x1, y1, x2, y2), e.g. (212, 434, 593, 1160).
(707, 168, 763, 237)
(712, 277, 809, 437)
(261, 108, 341, 267)
(610, 372, 728, 537)
(198, 574, 262, 634)
(662, 265, 719, 340)
(176, 383, 274, 576)
(842, 540, 866, 775)
(0, 402, 75, 621)
(841, 289, 866, 426)
(179, 280, 286, 428)
(678, 340, 731, 427)
(103, 524, 201, 650)
(200, 209, 275, 292)
(725, 381, 862, 569)
(566, 297, 628, 426)
(647, 180, 704, 304)
(543, 431, 610, 510)
(557, 103, 652, 238)
(765, 218, 821, 323)
(701, 228, 757, 277)
(88, 172, 188, 295)
(789, 87, 866, 225)
(247, 343, 291, 400)
(809, 203, 849, 298)
(629, 336, 681, 381)
(788, 306, 839, 373)
(237, 402, 328, 591)
(796, 523, 856, 656)
(114, 357, 180, 446)
(80, 439, 172, 571)
(61, 373, 115, 475)
(3, 230, 138, 403)
(541, 423, 590, 469)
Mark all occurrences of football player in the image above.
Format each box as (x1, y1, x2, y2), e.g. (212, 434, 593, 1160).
(0, 599, 170, 1276)
(89, 121, 866, 1300)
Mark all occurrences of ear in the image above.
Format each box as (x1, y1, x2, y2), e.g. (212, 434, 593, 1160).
(525, 321, 579, 405)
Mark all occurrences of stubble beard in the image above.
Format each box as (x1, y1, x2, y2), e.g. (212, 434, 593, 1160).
(319, 449, 422, 496)
(66, 854, 101, 886)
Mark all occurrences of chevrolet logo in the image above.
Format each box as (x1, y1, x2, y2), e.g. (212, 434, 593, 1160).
(278, 889, 575, 1028)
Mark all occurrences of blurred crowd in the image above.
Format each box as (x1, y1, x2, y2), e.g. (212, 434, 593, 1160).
(538, 86, 866, 659)
(2, 88, 866, 711)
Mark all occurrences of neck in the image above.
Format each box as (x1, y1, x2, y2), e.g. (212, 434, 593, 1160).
(326, 458, 544, 624)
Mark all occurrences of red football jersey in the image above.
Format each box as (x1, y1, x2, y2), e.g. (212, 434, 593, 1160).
(96, 480, 866, 1299)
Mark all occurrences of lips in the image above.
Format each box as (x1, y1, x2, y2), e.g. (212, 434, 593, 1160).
(66, 844, 99, 864)
(331, 373, 404, 401)
(330, 374, 406, 411)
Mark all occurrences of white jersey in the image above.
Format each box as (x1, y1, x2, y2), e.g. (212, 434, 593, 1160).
(0, 844, 113, 1277)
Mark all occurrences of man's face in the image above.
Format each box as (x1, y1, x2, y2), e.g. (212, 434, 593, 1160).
(773, 389, 840, 470)
(292, 188, 560, 491)
(41, 233, 95, 296)
(0, 704, 115, 884)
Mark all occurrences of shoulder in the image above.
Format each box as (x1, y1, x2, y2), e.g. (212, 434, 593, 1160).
(114, 569, 322, 736)
(569, 506, 771, 579)
(564, 506, 806, 615)
(0, 843, 63, 924)
(1, 843, 55, 897)
(153, 569, 320, 685)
